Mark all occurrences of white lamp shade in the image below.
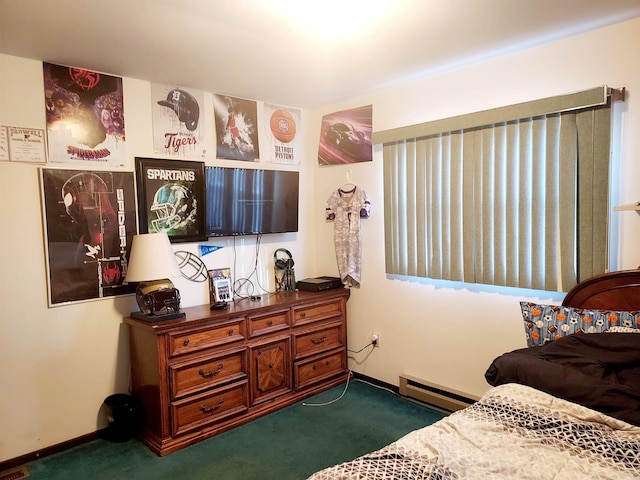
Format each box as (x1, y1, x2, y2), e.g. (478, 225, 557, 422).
(125, 233, 181, 282)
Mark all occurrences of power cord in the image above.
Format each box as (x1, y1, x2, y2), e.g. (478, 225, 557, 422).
(302, 338, 382, 408)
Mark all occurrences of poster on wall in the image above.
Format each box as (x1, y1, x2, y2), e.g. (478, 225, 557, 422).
(43, 62, 126, 166)
(264, 104, 301, 165)
(135, 157, 207, 243)
(213, 94, 259, 161)
(318, 105, 373, 165)
(151, 83, 207, 158)
(40, 168, 137, 306)
(0, 126, 8, 161)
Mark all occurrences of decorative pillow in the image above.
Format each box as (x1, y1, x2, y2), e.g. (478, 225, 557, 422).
(520, 302, 640, 347)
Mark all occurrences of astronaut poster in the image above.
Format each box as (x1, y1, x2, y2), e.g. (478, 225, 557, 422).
(264, 103, 301, 165)
(151, 83, 208, 158)
(135, 157, 206, 243)
(43, 62, 126, 166)
(40, 168, 137, 306)
(213, 94, 259, 161)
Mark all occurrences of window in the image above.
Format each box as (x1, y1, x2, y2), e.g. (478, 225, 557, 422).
(374, 87, 620, 292)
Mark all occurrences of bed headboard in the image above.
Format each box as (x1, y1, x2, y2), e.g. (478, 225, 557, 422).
(562, 269, 640, 310)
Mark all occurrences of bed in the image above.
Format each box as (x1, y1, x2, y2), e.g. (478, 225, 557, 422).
(307, 269, 640, 480)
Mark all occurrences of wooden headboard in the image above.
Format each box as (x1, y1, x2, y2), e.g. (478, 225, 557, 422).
(562, 269, 640, 310)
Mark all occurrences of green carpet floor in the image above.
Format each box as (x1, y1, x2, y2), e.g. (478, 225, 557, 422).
(23, 380, 445, 480)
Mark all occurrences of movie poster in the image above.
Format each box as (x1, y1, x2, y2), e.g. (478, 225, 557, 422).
(318, 105, 373, 165)
(213, 94, 259, 161)
(264, 104, 301, 165)
(40, 168, 137, 306)
(43, 62, 126, 166)
(151, 83, 207, 158)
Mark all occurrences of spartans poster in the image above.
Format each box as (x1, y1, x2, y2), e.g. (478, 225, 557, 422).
(213, 94, 259, 161)
(40, 169, 137, 306)
(43, 62, 126, 166)
(151, 83, 207, 157)
(264, 104, 301, 165)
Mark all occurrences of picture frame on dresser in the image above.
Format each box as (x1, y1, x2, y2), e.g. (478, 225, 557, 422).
(134, 157, 206, 243)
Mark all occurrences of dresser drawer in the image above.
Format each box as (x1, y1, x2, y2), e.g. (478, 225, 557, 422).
(293, 320, 344, 360)
(248, 308, 290, 337)
(295, 349, 346, 389)
(168, 318, 246, 358)
(171, 381, 249, 437)
(292, 298, 344, 327)
(169, 347, 248, 400)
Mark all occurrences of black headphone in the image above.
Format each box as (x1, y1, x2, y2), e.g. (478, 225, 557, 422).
(274, 248, 294, 270)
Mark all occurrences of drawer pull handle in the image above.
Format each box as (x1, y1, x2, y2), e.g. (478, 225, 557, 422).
(267, 320, 273, 326)
(300, 312, 306, 318)
(228, 329, 234, 336)
(311, 336, 327, 345)
(312, 364, 318, 370)
(199, 364, 223, 378)
(269, 363, 274, 369)
(200, 398, 224, 413)
(183, 339, 190, 346)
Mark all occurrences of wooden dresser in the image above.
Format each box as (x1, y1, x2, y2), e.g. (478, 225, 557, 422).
(124, 288, 350, 456)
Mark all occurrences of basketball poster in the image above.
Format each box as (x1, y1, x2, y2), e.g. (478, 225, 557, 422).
(264, 104, 301, 165)
(43, 62, 126, 166)
(318, 105, 373, 165)
(40, 168, 137, 306)
(213, 94, 259, 161)
(151, 83, 208, 158)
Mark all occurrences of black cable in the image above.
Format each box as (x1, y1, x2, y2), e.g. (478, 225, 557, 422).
(348, 342, 375, 354)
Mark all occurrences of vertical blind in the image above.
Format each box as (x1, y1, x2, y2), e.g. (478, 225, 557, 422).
(376, 87, 614, 292)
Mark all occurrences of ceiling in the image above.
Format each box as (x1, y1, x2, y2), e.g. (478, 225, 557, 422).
(2, 0, 640, 109)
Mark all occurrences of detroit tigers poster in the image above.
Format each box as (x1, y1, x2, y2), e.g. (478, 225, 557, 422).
(151, 83, 208, 157)
(43, 62, 126, 166)
(40, 168, 137, 306)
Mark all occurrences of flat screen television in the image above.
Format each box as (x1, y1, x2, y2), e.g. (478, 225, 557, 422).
(205, 166, 299, 237)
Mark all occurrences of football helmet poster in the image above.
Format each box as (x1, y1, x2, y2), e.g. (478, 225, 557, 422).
(40, 168, 137, 306)
(135, 157, 206, 243)
(43, 62, 126, 166)
(151, 83, 208, 157)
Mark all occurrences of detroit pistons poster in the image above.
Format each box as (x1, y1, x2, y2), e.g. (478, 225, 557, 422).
(43, 62, 126, 166)
(264, 103, 301, 165)
(151, 83, 207, 157)
(213, 94, 259, 161)
(40, 168, 137, 306)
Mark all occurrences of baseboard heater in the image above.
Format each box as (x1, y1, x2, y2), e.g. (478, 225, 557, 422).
(399, 374, 480, 413)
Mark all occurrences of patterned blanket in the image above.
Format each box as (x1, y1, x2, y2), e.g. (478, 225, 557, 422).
(307, 383, 640, 480)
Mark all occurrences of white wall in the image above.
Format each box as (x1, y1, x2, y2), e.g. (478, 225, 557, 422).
(0, 55, 318, 462)
(311, 17, 640, 397)
(2, 16, 640, 463)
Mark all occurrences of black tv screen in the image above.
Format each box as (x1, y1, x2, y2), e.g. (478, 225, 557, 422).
(205, 167, 299, 237)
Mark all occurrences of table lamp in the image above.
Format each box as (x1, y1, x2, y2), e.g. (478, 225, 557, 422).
(125, 232, 186, 321)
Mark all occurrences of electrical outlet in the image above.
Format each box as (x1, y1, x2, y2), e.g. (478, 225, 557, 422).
(372, 332, 380, 348)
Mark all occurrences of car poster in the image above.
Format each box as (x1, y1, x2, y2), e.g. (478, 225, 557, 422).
(264, 104, 301, 165)
(151, 83, 208, 158)
(213, 94, 259, 161)
(43, 62, 126, 166)
(40, 168, 137, 306)
(318, 105, 373, 165)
